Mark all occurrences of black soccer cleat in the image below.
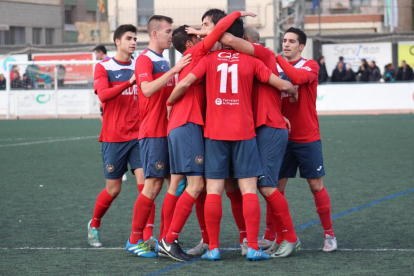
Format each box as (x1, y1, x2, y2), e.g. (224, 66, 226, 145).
(158, 238, 193, 262)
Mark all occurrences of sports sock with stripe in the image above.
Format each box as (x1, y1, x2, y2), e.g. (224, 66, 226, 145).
(196, 192, 209, 244)
(226, 189, 247, 243)
(91, 189, 116, 229)
(130, 193, 154, 244)
(205, 194, 222, 250)
(242, 193, 261, 250)
(264, 203, 276, 241)
(161, 192, 179, 239)
(138, 184, 156, 241)
(313, 187, 334, 237)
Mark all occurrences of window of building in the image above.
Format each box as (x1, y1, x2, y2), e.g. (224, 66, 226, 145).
(228, 0, 245, 13)
(350, 0, 371, 6)
(65, 5, 75, 24)
(46, 28, 54, 45)
(0, 27, 25, 45)
(137, 0, 154, 27)
(33, 28, 42, 45)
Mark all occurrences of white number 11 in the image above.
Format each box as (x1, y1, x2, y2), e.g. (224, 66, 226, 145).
(217, 63, 238, 94)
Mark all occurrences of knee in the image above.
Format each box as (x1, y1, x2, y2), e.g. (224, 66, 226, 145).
(308, 178, 324, 193)
(106, 186, 121, 197)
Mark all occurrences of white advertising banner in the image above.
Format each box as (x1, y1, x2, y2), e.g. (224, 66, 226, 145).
(322, 43, 392, 76)
(0, 54, 29, 79)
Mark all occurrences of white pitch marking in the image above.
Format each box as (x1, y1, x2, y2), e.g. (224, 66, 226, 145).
(0, 136, 99, 148)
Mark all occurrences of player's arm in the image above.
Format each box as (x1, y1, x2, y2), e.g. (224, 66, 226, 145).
(166, 73, 198, 120)
(276, 55, 318, 85)
(94, 64, 135, 103)
(139, 54, 192, 98)
(220, 33, 255, 56)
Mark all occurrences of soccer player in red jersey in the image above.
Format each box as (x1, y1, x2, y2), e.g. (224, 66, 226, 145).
(157, 11, 256, 262)
(126, 15, 191, 258)
(169, 19, 297, 261)
(88, 24, 142, 249)
(219, 25, 301, 257)
(276, 27, 337, 252)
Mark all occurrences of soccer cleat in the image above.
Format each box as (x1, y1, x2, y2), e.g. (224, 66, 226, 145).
(201, 248, 221, 261)
(122, 173, 127, 181)
(271, 238, 301, 258)
(186, 238, 209, 256)
(323, 234, 337, 252)
(126, 239, 158, 258)
(246, 247, 271, 261)
(258, 236, 275, 250)
(264, 241, 280, 255)
(145, 236, 158, 250)
(88, 220, 102, 247)
(240, 238, 248, 256)
(158, 238, 192, 262)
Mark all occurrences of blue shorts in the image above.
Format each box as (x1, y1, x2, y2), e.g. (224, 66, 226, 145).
(102, 139, 142, 180)
(139, 137, 169, 179)
(256, 126, 288, 188)
(168, 122, 204, 175)
(279, 140, 325, 179)
(205, 138, 263, 179)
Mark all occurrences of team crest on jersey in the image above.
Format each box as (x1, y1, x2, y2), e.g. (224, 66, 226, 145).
(106, 164, 114, 173)
(195, 156, 204, 165)
(155, 161, 164, 170)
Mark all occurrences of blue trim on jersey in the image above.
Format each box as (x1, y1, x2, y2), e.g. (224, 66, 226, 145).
(107, 69, 134, 82)
(147, 48, 163, 58)
(279, 58, 303, 82)
(152, 60, 170, 74)
(111, 57, 132, 66)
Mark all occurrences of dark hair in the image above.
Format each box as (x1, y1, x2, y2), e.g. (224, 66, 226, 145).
(226, 18, 244, 39)
(23, 73, 27, 77)
(172, 25, 193, 54)
(113, 24, 137, 46)
(147, 15, 173, 33)
(201, 9, 226, 25)
(339, 56, 344, 61)
(93, 44, 107, 54)
(284, 27, 307, 45)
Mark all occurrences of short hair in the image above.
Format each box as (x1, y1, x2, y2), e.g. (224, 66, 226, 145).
(201, 9, 226, 25)
(23, 73, 27, 77)
(284, 27, 307, 46)
(147, 15, 173, 34)
(226, 18, 244, 39)
(172, 25, 193, 54)
(113, 24, 137, 46)
(93, 45, 107, 54)
(243, 25, 260, 43)
(339, 56, 344, 61)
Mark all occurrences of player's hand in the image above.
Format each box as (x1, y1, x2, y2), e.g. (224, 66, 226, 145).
(185, 27, 209, 37)
(172, 54, 192, 74)
(284, 116, 291, 133)
(290, 91, 298, 103)
(167, 105, 172, 120)
(129, 74, 136, 85)
(240, 11, 257, 18)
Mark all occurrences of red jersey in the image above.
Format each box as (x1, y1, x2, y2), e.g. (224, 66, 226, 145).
(94, 57, 138, 142)
(276, 56, 320, 143)
(136, 49, 175, 139)
(251, 43, 286, 129)
(191, 50, 272, 141)
(167, 11, 242, 134)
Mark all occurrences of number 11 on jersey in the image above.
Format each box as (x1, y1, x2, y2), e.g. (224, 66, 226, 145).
(217, 63, 238, 94)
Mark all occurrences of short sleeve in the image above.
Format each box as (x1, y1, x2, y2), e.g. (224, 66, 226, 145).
(135, 55, 154, 86)
(190, 55, 208, 80)
(94, 63, 109, 95)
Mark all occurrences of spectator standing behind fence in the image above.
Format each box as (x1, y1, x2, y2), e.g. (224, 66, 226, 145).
(331, 62, 346, 82)
(357, 63, 369, 82)
(368, 61, 381, 82)
(57, 65, 66, 87)
(343, 64, 356, 82)
(396, 60, 414, 81)
(93, 45, 110, 61)
(0, 74, 6, 90)
(21, 74, 33, 89)
(26, 64, 40, 89)
(11, 72, 22, 89)
(318, 56, 328, 83)
(38, 67, 52, 89)
(383, 63, 395, 82)
(10, 65, 21, 81)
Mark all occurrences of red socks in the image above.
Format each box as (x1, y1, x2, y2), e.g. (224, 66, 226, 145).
(264, 203, 276, 241)
(91, 189, 116, 228)
(196, 192, 209, 244)
(313, 187, 334, 236)
(165, 191, 197, 243)
(138, 184, 156, 241)
(205, 194, 222, 250)
(242, 193, 260, 250)
(226, 189, 247, 243)
(160, 192, 179, 239)
(130, 193, 154, 244)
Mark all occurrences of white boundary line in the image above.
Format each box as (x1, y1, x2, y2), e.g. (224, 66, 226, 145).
(0, 135, 99, 148)
(0, 247, 413, 252)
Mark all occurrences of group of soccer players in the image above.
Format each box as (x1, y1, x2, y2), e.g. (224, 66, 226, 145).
(88, 8, 338, 263)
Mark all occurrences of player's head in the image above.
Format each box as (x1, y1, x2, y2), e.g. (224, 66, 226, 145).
(172, 25, 200, 54)
(113, 24, 137, 55)
(283, 27, 306, 60)
(337, 61, 344, 70)
(243, 25, 260, 43)
(201, 9, 226, 31)
(93, 45, 107, 60)
(226, 18, 244, 39)
(147, 15, 174, 50)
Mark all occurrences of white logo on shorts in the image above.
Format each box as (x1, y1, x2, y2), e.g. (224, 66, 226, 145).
(317, 166, 323, 171)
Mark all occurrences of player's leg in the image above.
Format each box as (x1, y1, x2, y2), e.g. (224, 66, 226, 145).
(88, 141, 128, 247)
(187, 184, 209, 255)
(232, 138, 270, 261)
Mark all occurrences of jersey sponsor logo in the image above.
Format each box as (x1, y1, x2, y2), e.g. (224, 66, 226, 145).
(217, 52, 240, 60)
(215, 98, 240, 106)
(155, 161, 164, 170)
(106, 164, 114, 173)
(139, 73, 148, 78)
(215, 98, 222, 105)
(195, 155, 203, 165)
(301, 66, 312, 72)
(166, 78, 174, 87)
(115, 74, 122, 79)
(94, 79, 99, 85)
(121, 85, 138, 96)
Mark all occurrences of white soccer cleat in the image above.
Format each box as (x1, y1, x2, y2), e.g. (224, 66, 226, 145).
(240, 238, 248, 256)
(186, 238, 209, 256)
(122, 173, 127, 181)
(258, 236, 275, 250)
(264, 240, 279, 255)
(323, 234, 337, 252)
(270, 238, 301, 258)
